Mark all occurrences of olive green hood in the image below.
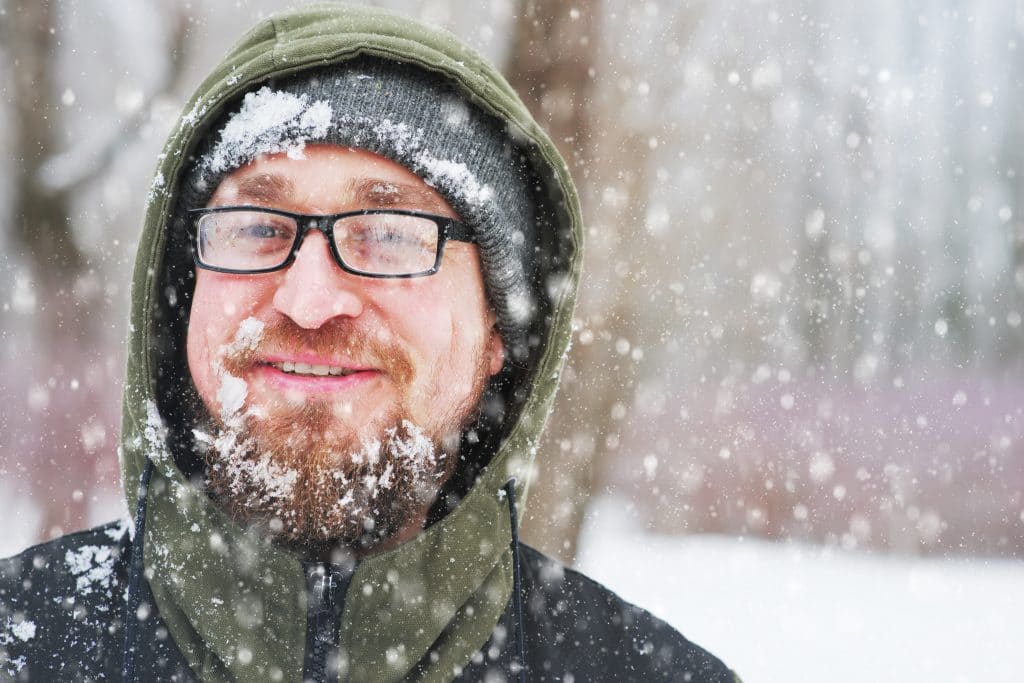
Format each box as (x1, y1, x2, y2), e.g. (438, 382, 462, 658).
(120, 3, 581, 681)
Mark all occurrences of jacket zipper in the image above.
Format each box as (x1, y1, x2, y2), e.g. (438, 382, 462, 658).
(302, 561, 352, 683)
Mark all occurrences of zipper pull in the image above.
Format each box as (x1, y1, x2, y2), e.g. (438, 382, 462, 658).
(314, 568, 338, 644)
(316, 571, 336, 604)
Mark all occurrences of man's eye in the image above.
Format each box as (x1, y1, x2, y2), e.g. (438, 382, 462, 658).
(372, 226, 412, 244)
(369, 223, 432, 249)
(345, 224, 398, 245)
(237, 223, 290, 240)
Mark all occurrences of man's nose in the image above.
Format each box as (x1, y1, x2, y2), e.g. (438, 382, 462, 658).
(272, 231, 365, 328)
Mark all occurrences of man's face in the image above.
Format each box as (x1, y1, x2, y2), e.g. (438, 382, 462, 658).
(186, 144, 504, 549)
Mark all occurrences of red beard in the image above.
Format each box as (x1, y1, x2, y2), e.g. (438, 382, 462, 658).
(199, 316, 488, 553)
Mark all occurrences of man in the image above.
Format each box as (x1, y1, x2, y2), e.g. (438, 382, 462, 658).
(0, 5, 737, 681)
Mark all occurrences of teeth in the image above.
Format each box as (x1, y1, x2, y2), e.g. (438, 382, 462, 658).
(273, 361, 355, 377)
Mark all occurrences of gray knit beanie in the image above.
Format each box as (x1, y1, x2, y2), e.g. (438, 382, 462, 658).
(181, 57, 536, 358)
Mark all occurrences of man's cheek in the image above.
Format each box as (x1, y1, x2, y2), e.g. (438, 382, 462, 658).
(186, 319, 225, 405)
(185, 324, 208, 385)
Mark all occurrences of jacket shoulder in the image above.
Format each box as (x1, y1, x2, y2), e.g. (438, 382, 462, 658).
(518, 544, 737, 682)
(0, 520, 130, 680)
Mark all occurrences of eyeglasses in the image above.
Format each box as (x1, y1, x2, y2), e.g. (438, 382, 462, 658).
(187, 206, 474, 278)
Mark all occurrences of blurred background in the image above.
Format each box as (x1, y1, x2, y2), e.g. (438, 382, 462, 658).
(2, 0, 1023, 680)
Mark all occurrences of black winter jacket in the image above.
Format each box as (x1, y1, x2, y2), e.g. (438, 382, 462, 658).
(1, 522, 736, 682)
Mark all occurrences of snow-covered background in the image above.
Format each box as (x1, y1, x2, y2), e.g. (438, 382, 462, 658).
(3, 1, 1024, 680)
(578, 495, 1024, 682)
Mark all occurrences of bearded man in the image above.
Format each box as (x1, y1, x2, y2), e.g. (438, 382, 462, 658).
(0, 5, 736, 682)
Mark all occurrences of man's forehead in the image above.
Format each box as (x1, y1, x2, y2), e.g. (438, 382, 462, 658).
(229, 173, 436, 204)
(233, 173, 292, 204)
(214, 150, 456, 216)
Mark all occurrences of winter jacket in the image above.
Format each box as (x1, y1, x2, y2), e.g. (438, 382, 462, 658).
(1, 522, 734, 681)
(1, 4, 738, 681)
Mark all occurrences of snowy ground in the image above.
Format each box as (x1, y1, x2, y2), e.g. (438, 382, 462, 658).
(576, 495, 1024, 683)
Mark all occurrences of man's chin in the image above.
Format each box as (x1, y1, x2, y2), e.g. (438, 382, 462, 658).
(201, 404, 454, 554)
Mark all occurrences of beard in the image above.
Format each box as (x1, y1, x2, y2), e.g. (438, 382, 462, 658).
(196, 316, 491, 554)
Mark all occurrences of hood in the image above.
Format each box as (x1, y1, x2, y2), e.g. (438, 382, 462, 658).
(120, 3, 582, 682)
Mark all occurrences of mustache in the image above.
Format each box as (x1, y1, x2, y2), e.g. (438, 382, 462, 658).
(221, 317, 414, 385)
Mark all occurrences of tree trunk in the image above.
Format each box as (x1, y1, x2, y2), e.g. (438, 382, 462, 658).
(507, 0, 619, 564)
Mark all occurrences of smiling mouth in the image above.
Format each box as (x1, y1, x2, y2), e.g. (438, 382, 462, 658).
(267, 361, 362, 377)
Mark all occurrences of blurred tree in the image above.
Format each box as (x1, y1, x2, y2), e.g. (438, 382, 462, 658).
(6, 0, 96, 539)
(509, 0, 659, 564)
(507, 0, 602, 563)
(3, 0, 188, 541)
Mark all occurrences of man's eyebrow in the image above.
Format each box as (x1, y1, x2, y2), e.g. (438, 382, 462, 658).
(350, 177, 451, 213)
(235, 173, 294, 204)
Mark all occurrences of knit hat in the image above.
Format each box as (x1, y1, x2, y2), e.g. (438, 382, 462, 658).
(181, 56, 537, 359)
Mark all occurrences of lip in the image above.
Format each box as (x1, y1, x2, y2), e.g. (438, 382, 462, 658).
(254, 361, 381, 394)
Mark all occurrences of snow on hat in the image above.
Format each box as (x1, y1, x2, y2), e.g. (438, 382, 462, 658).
(181, 57, 536, 359)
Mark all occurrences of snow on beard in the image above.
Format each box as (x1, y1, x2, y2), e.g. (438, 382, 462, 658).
(195, 316, 469, 550)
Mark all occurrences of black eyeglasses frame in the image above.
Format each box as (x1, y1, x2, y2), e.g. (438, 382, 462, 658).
(187, 206, 475, 279)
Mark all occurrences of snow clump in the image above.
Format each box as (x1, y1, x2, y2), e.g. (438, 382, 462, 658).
(1, 618, 36, 644)
(105, 518, 131, 542)
(0, 617, 36, 675)
(226, 317, 265, 356)
(144, 400, 172, 464)
(215, 317, 265, 422)
(205, 87, 334, 175)
(65, 545, 116, 596)
(217, 374, 248, 422)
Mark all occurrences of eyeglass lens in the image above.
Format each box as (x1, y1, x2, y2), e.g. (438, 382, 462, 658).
(196, 211, 441, 275)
